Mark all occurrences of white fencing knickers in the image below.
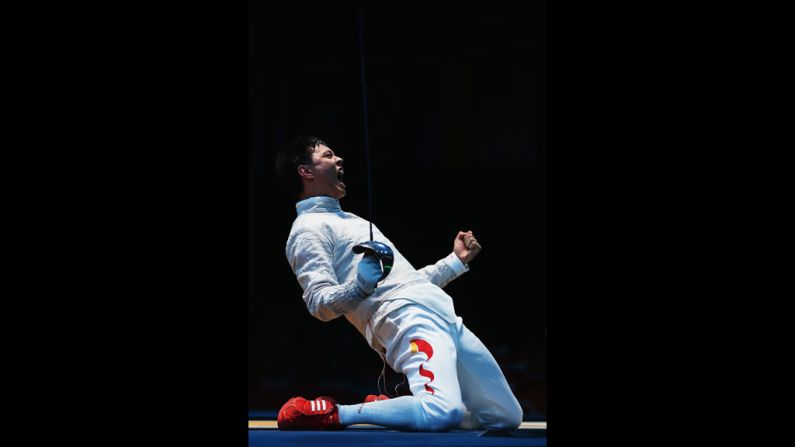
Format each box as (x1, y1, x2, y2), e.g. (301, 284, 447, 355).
(372, 304, 523, 431)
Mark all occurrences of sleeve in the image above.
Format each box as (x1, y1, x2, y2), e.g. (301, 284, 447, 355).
(416, 252, 470, 289)
(286, 228, 370, 322)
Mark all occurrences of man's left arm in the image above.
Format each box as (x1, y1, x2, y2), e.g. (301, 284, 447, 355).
(417, 231, 482, 288)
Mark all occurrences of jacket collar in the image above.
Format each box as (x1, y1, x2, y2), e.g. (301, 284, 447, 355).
(296, 195, 343, 215)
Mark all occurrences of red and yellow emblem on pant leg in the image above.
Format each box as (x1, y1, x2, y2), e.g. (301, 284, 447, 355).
(410, 339, 435, 394)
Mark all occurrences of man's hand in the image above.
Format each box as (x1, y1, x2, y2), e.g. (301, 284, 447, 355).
(356, 254, 383, 295)
(454, 230, 482, 265)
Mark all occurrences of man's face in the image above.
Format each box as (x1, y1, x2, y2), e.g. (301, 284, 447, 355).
(303, 144, 346, 199)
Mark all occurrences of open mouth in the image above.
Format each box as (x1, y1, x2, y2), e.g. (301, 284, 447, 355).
(337, 169, 344, 181)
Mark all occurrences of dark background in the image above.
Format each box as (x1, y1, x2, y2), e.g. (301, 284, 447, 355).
(11, 1, 765, 444)
(249, 0, 547, 419)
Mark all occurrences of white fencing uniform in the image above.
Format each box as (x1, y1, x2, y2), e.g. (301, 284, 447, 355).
(285, 195, 522, 430)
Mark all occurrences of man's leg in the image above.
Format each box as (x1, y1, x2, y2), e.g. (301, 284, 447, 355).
(455, 322, 524, 430)
(337, 306, 464, 431)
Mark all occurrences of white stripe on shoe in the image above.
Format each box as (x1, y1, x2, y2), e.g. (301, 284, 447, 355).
(310, 400, 316, 412)
(321, 400, 327, 411)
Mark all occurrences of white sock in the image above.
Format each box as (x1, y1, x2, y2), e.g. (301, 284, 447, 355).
(337, 396, 424, 431)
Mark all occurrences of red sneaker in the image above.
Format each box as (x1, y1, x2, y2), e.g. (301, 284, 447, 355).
(314, 396, 338, 406)
(364, 394, 390, 403)
(277, 396, 344, 430)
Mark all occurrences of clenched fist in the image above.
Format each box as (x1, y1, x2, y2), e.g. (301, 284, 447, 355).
(453, 230, 482, 265)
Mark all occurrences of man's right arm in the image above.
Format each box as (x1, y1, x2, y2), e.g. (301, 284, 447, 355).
(287, 230, 381, 322)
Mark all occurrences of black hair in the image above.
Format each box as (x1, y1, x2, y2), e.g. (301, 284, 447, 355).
(274, 135, 327, 200)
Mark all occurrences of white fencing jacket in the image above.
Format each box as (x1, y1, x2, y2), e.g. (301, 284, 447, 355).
(286, 196, 469, 347)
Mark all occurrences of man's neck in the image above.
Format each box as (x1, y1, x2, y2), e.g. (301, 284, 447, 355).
(298, 192, 340, 201)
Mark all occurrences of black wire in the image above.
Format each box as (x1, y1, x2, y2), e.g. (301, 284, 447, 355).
(356, 0, 373, 242)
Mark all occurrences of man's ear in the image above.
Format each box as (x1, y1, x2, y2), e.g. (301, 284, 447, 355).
(297, 164, 314, 180)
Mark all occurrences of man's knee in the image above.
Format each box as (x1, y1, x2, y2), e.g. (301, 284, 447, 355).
(485, 400, 523, 430)
(418, 396, 464, 432)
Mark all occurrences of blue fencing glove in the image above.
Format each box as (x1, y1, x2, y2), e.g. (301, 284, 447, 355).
(356, 254, 383, 295)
